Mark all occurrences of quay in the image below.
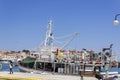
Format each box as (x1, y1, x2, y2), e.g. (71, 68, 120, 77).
(0, 71, 98, 80)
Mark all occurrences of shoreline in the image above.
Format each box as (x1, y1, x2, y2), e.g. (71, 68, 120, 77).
(0, 71, 98, 80)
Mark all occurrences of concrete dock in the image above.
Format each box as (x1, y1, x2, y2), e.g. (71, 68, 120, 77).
(0, 71, 98, 80)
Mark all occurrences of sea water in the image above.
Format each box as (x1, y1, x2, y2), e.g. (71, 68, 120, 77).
(100, 66, 120, 73)
(0, 63, 19, 72)
(109, 67, 120, 73)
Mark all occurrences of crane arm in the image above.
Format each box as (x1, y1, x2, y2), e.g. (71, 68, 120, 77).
(60, 32, 78, 49)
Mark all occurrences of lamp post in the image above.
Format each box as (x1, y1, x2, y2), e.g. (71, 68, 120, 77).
(114, 14, 120, 26)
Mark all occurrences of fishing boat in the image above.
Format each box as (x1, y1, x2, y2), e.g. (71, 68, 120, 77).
(17, 20, 118, 79)
(18, 20, 78, 73)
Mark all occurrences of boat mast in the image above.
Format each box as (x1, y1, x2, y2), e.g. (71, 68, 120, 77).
(44, 20, 54, 46)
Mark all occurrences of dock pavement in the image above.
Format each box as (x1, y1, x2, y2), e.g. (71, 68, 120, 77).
(0, 71, 98, 80)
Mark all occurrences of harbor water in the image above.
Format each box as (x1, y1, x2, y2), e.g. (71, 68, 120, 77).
(0, 63, 20, 72)
(100, 66, 120, 73)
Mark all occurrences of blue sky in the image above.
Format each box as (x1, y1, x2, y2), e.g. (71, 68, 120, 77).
(0, 0, 120, 55)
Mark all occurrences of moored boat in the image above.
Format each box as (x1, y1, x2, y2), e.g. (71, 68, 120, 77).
(17, 20, 118, 78)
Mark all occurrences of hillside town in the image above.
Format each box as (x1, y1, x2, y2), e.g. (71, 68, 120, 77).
(0, 50, 29, 62)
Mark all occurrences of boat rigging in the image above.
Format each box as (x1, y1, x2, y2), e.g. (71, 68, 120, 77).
(39, 20, 78, 50)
